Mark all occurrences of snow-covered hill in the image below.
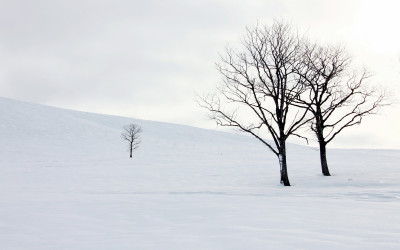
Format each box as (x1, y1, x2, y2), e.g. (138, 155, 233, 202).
(1, 97, 399, 249)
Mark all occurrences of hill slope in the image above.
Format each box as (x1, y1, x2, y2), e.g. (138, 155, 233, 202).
(0, 97, 399, 249)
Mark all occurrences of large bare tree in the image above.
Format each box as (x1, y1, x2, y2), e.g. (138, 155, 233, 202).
(121, 124, 142, 158)
(199, 21, 311, 186)
(296, 44, 386, 176)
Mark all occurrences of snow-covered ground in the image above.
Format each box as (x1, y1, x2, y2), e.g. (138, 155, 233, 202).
(0, 97, 399, 249)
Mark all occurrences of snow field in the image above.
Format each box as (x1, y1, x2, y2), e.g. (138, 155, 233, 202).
(0, 97, 399, 249)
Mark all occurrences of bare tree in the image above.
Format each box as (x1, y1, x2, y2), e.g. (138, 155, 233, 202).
(199, 21, 311, 186)
(296, 44, 386, 176)
(121, 124, 142, 158)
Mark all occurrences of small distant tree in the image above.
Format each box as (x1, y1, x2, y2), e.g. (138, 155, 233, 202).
(121, 124, 142, 158)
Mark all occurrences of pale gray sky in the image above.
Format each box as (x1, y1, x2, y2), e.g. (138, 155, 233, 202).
(1, 0, 399, 148)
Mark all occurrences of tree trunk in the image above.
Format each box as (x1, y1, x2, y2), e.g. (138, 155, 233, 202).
(129, 144, 133, 158)
(278, 146, 291, 186)
(318, 140, 330, 176)
(315, 108, 331, 176)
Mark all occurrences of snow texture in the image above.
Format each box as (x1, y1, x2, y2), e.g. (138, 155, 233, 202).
(0, 97, 399, 249)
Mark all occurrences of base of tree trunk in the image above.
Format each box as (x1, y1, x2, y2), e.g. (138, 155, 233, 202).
(280, 172, 291, 186)
(321, 160, 331, 176)
(279, 152, 291, 186)
(322, 169, 331, 176)
(319, 141, 331, 176)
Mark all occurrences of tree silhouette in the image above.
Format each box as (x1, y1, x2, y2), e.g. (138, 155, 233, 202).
(121, 124, 142, 158)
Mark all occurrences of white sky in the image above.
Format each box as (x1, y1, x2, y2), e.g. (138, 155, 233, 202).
(1, 0, 399, 149)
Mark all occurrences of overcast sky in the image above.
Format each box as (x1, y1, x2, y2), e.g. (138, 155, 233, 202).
(1, 0, 399, 149)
